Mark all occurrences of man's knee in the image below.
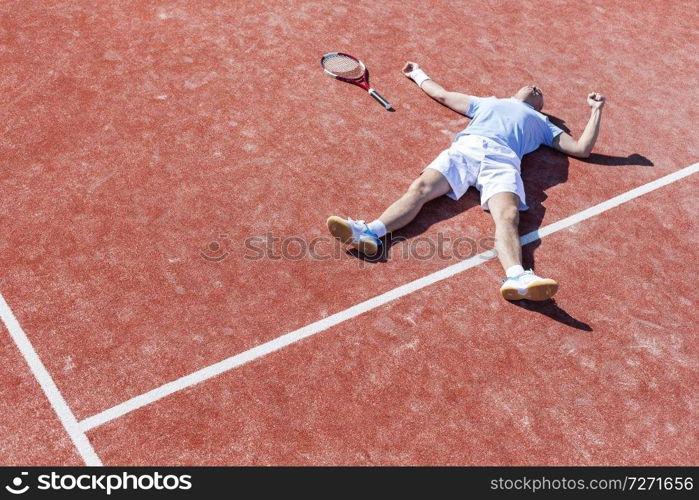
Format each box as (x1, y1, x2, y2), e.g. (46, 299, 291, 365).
(408, 176, 438, 200)
(492, 204, 519, 226)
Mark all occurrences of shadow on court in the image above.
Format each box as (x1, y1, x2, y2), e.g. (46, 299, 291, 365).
(510, 298, 593, 331)
(518, 115, 574, 272)
(583, 152, 654, 167)
(519, 149, 568, 271)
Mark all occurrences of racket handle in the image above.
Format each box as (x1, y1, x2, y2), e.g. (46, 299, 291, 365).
(368, 88, 394, 111)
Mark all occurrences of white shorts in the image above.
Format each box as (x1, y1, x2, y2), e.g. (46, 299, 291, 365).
(424, 134, 528, 211)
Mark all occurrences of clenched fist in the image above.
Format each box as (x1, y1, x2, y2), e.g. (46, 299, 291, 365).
(402, 61, 420, 75)
(587, 92, 606, 110)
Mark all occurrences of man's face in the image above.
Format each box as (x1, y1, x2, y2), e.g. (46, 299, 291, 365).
(514, 85, 544, 111)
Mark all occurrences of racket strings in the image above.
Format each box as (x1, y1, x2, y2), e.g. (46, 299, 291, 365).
(322, 54, 364, 80)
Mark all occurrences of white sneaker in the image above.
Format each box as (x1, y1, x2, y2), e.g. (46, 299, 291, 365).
(500, 270, 558, 301)
(326, 216, 381, 256)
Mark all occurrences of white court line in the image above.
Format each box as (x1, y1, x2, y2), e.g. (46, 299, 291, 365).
(0, 293, 102, 466)
(73, 162, 696, 432)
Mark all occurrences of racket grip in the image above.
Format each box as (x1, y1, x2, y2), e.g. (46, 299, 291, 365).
(368, 89, 394, 111)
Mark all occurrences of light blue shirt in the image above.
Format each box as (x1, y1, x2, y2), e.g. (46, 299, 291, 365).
(457, 97, 564, 159)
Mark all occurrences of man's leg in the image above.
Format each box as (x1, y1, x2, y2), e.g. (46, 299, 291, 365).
(375, 169, 452, 232)
(327, 169, 451, 255)
(487, 191, 558, 301)
(486, 192, 522, 271)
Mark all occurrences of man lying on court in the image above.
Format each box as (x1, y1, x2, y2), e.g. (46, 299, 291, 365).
(327, 61, 606, 301)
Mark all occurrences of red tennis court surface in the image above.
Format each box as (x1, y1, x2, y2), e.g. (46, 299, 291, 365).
(1, 0, 697, 465)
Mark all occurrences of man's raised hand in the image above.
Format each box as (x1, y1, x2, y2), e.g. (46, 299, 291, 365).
(587, 92, 606, 110)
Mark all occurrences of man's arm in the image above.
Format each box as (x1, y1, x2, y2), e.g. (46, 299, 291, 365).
(552, 93, 606, 158)
(402, 62, 471, 116)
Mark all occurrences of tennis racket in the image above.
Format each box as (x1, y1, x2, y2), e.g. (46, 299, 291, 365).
(320, 52, 394, 111)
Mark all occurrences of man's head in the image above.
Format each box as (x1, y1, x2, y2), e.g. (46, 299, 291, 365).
(513, 85, 544, 111)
